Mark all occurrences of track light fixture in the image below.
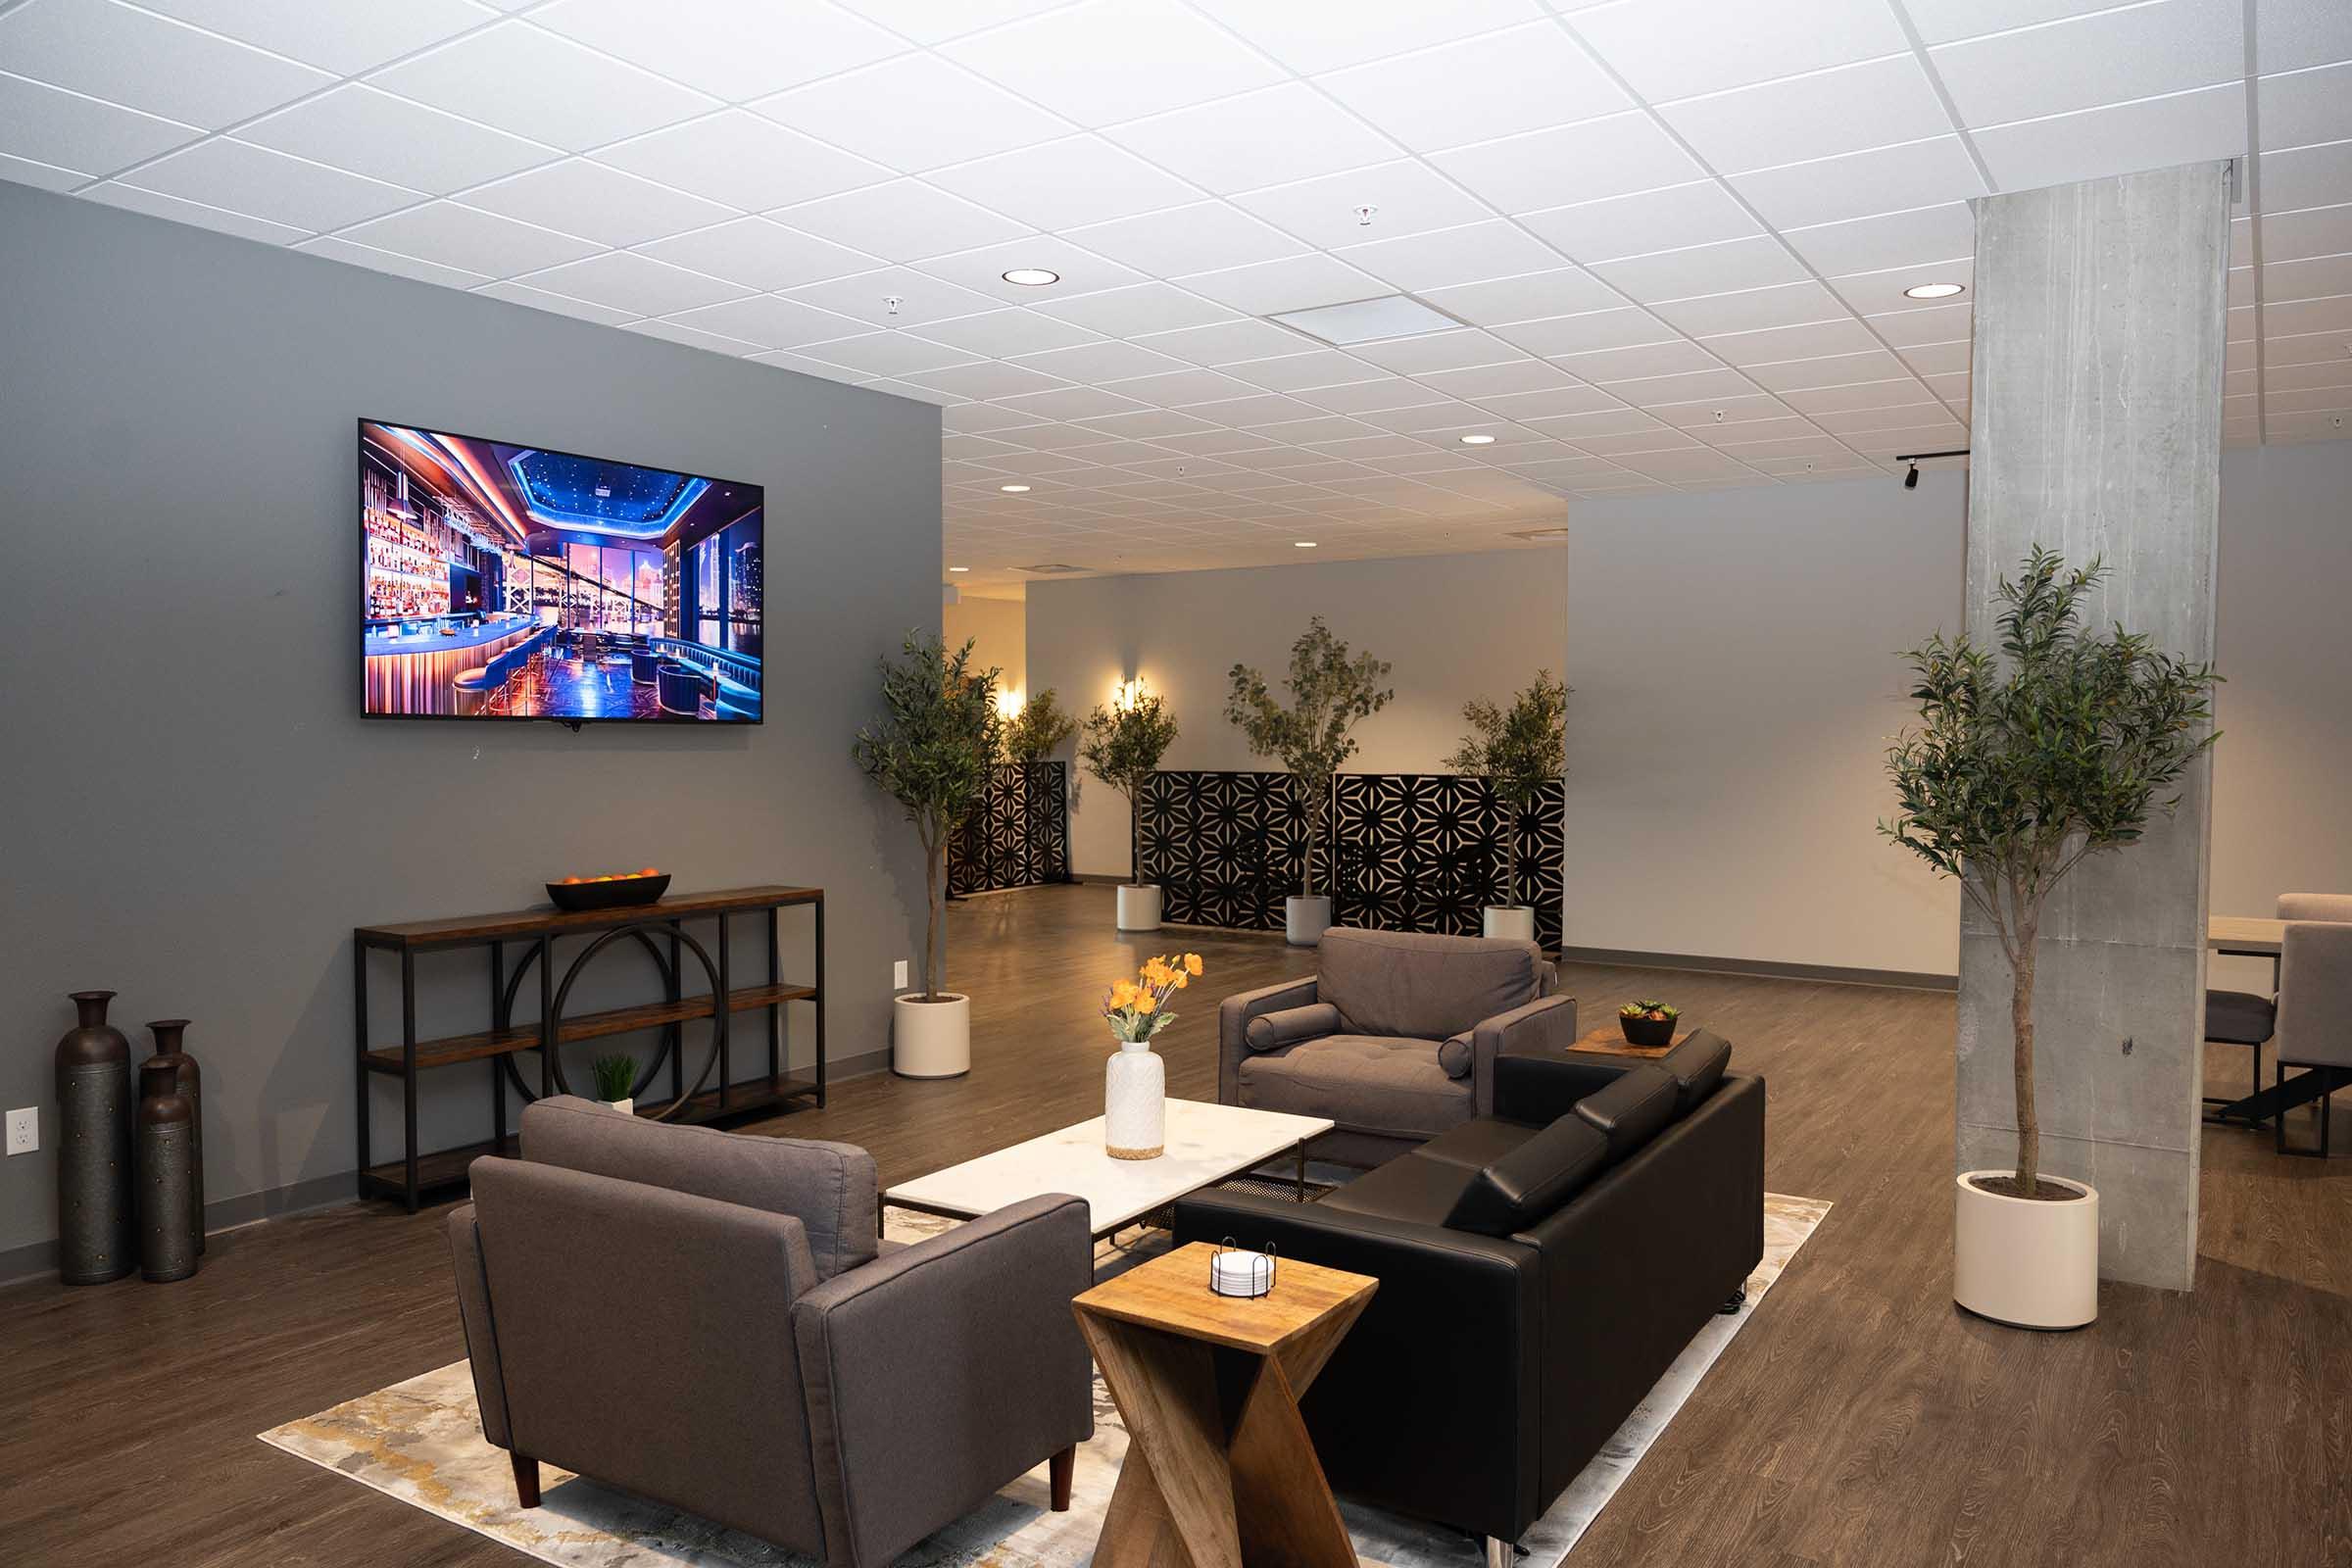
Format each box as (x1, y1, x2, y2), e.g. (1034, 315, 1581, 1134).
(1894, 448, 1971, 489)
(1904, 464, 1920, 489)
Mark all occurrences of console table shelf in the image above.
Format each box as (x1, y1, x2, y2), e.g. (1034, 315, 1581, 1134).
(355, 884, 825, 1211)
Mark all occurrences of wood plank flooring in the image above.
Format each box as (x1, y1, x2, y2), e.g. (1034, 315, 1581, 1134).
(2, 882, 2345, 1566)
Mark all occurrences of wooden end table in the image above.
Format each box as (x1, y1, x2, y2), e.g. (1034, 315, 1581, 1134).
(1072, 1242, 1378, 1568)
(1569, 1023, 1692, 1060)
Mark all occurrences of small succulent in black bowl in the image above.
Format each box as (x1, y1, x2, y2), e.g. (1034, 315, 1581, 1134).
(1618, 1000, 1680, 1048)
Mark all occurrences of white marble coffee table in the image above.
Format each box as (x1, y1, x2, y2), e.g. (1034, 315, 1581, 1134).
(883, 1099, 1334, 1242)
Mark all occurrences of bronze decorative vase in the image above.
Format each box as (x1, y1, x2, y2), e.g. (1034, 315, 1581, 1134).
(135, 1061, 199, 1282)
(55, 991, 133, 1285)
(141, 1020, 204, 1255)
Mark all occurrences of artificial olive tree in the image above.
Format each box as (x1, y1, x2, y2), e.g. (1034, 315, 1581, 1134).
(1078, 687, 1178, 885)
(1447, 669, 1569, 910)
(1002, 688, 1077, 764)
(1226, 617, 1395, 900)
(1882, 547, 2217, 1198)
(853, 632, 1003, 1002)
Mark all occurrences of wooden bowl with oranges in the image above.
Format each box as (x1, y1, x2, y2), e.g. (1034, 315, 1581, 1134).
(547, 868, 669, 912)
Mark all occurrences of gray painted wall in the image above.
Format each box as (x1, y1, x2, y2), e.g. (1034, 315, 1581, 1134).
(0, 182, 941, 1268)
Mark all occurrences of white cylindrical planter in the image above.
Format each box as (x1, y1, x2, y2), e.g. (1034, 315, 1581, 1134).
(1285, 895, 1333, 947)
(1104, 1041, 1165, 1159)
(1482, 906, 1537, 942)
(600, 1098, 634, 1117)
(1117, 883, 1162, 932)
(1953, 1171, 2098, 1329)
(893, 993, 971, 1079)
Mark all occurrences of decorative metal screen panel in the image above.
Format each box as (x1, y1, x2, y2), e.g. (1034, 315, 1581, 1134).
(1138, 770, 1562, 947)
(948, 760, 1070, 895)
(1137, 770, 1304, 932)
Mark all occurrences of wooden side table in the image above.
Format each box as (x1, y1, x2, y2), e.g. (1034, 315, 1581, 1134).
(1569, 1022, 1691, 1060)
(1072, 1242, 1378, 1568)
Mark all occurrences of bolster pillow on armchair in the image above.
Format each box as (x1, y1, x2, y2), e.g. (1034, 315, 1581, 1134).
(1247, 1002, 1342, 1053)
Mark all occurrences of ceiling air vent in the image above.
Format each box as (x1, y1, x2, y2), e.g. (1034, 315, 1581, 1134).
(1018, 563, 1088, 574)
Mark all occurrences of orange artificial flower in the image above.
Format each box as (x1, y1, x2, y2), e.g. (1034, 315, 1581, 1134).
(1184, 954, 1203, 976)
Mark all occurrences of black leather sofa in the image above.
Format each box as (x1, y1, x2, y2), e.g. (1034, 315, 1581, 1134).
(1172, 1032, 1764, 1559)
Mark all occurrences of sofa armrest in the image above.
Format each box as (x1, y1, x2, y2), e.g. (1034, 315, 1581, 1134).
(1465, 993, 1579, 1114)
(793, 1195, 1094, 1568)
(445, 1202, 512, 1451)
(1219, 975, 1320, 1104)
(1490, 1050, 1634, 1126)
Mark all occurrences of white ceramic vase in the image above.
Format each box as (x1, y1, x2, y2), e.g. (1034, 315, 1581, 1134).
(1104, 1040, 1164, 1159)
(1482, 906, 1537, 942)
(1117, 883, 1162, 932)
(893, 993, 971, 1079)
(1953, 1170, 2099, 1329)
(1285, 895, 1333, 947)
(600, 1098, 634, 1116)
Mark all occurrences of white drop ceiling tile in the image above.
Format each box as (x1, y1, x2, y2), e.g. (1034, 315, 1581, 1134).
(1601, 366, 1762, 406)
(930, 135, 1198, 231)
(0, 0, 331, 131)
(533, 0, 905, 103)
(1567, 0, 1908, 101)
(891, 359, 1071, 401)
(344, 199, 598, 274)
(597, 112, 889, 214)
(1732, 137, 1987, 232)
(794, 331, 979, 376)
(1348, 327, 1528, 373)
(473, 278, 638, 323)
(0, 68, 199, 177)
(999, 420, 1120, 450)
(1897, 339, 1973, 376)
(1333, 220, 1564, 294)
(1976, 82, 2248, 192)
(1516, 181, 1759, 265)
(1900, 0, 2123, 47)
(1080, 409, 1224, 439)
(1, 150, 93, 189)
(237, 86, 556, 197)
(1300, 433, 1435, 462)
(2268, 410, 2352, 442)
(1180, 253, 1390, 316)
(917, 308, 1102, 358)
(1419, 267, 1621, 327)
(1746, 452, 1881, 475)
(995, 386, 1154, 421)
(1233, 161, 1495, 251)
(1126, 317, 1309, 366)
(1317, 21, 1630, 153)
(2259, 0, 2352, 73)
(1037, 281, 1239, 336)
(1651, 280, 1850, 338)
(787, 266, 1003, 327)
(1225, 351, 1390, 394)
(2260, 64, 2352, 151)
(1102, 82, 1396, 197)
(853, 376, 972, 407)
(1828, 257, 1975, 317)
(1841, 418, 1966, 451)
(1810, 401, 1955, 434)
(776, 178, 1029, 263)
(1865, 301, 1974, 348)
(1781, 203, 1978, 278)
(462, 159, 734, 250)
(1557, 424, 1701, 455)
(2256, 383, 2352, 414)
(912, 235, 1150, 304)
(624, 317, 763, 356)
(1592, 236, 1812, 305)
(1133, 373, 1298, 410)
(370, 22, 714, 152)
(1150, 428, 1284, 455)
(1661, 54, 1953, 178)
(1190, 0, 1539, 75)
(1250, 459, 1380, 484)
(1431, 112, 1701, 216)
(2262, 203, 2352, 263)
(1700, 317, 1883, 368)
(78, 177, 308, 241)
(635, 217, 876, 292)
(122, 138, 419, 231)
(1417, 358, 1585, 397)
(1611, 447, 1765, 482)
(1064, 202, 1307, 278)
(2265, 292, 2352, 335)
(2262, 140, 2352, 217)
(1493, 307, 1676, 357)
(523, 251, 754, 317)
(135, 0, 491, 74)
(1520, 405, 1671, 440)
(293, 234, 490, 288)
(2267, 356, 2352, 390)
(941, 402, 1054, 434)
(1352, 398, 1490, 432)
(1931, 0, 2242, 129)
(834, 0, 1068, 45)
(1291, 376, 1461, 414)
(1467, 384, 1624, 420)
(1782, 376, 1935, 414)
(1922, 370, 1972, 403)
(1544, 338, 1721, 381)
(943, 0, 1282, 126)
(2267, 253, 2352, 303)
(751, 53, 1068, 174)
(1008, 340, 1193, 383)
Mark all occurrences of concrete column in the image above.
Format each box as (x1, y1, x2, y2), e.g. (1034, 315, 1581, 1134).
(1958, 162, 2230, 1293)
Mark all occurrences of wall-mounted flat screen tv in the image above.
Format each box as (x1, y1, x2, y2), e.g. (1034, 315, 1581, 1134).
(360, 419, 762, 724)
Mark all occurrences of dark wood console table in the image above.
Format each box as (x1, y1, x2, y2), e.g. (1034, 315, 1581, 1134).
(355, 884, 824, 1210)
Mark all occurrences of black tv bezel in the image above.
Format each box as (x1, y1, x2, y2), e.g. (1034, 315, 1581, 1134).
(357, 416, 764, 728)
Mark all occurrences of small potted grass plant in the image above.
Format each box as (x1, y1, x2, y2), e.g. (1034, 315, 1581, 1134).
(592, 1053, 636, 1116)
(1618, 1001, 1680, 1049)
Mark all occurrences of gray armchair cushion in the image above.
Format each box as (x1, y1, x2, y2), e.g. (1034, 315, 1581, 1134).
(1317, 928, 1546, 1040)
(1237, 1035, 1471, 1140)
(1464, 993, 1579, 1111)
(793, 1195, 1093, 1568)
(2278, 893, 2352, 923)
(1219, 974, 1320, 1105)
(1247, 1002, 1341, 1054)
(2278, 920, 2352, 1070)
(520, 1095, 877, 1279)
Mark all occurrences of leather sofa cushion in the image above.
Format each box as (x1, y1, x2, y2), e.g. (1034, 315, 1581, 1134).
(1238, 1035, 1471, 1141)
(1652, 1031, 1735, 1113)
(1573, 1064, 1679, 1163)
(1317, 1150, 1481, 1229)
(1317, 928, 1544, 1041)
(1414, 1116, 1540, 1172)
(1444, 1115, 1611, 1237)
(2204, 989, 2276, 1045)
(1246, 1002, 1342, 1054)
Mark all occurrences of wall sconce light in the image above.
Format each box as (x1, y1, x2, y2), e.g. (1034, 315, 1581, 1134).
(996, 687, 1023, 719)
(1111, 676, 1149, 711)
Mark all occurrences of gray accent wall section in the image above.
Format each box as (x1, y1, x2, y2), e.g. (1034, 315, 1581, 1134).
(0, 182, 940, 1264)
(1959, 163, 2230, 1294)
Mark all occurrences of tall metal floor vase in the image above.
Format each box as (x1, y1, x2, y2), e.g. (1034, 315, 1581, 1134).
(141, 1019, 204, 1259)
(136, 1061, 199, 1283)
(55, 991, 133, 1285)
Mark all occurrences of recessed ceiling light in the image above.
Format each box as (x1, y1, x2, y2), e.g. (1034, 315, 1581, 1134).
(1002, 269, 1059, 287)
(1294, 540, 1318, 548)
(948, 565, 970, 573)
(1904, 281, 1966, 300)
(1459, 433, 1496, 446)
(999, 483, 1031, 492)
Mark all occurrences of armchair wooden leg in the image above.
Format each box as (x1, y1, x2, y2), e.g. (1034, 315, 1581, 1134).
(511, 1453, 541, 1509)
(1050, 1445, 1075, 1512)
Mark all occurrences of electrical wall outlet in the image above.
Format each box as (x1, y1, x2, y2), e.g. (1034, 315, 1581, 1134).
(5, 1107, 35, 1156)
(893, 958, 909, 990)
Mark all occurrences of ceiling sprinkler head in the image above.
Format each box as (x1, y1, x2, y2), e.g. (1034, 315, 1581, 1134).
(1353, 204, 1377, 227)
(883, 294, 903, 317)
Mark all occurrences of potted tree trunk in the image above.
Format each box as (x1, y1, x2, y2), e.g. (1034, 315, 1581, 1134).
(1884, 547, 2217, 1330)
(1226, 617, 1395, 947)
(1447, 669, 1568, 942)
(855, 631, 1003, 1079)
(1080, 682, 1178, 931)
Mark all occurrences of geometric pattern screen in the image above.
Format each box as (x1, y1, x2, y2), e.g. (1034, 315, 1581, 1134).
(1141, 770, 1563, 949)
(947, 760, 1071, 896)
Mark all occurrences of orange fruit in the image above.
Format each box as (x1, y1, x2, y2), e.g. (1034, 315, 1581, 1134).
(562, 875, 583, 885)
(637, 867, 660, 878)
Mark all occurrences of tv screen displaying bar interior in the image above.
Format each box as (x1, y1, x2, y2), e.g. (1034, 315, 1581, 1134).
(360, 420, 762, 723)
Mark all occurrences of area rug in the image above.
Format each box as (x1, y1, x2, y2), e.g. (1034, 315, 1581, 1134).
(261, 1194, 1831, 1568)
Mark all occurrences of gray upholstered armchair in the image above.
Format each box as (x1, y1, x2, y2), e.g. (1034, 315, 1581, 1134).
(1218, 927, 1576, 1167)
(447, 1097, 1093, 1567)
(2275, 903, 2352, 1157)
